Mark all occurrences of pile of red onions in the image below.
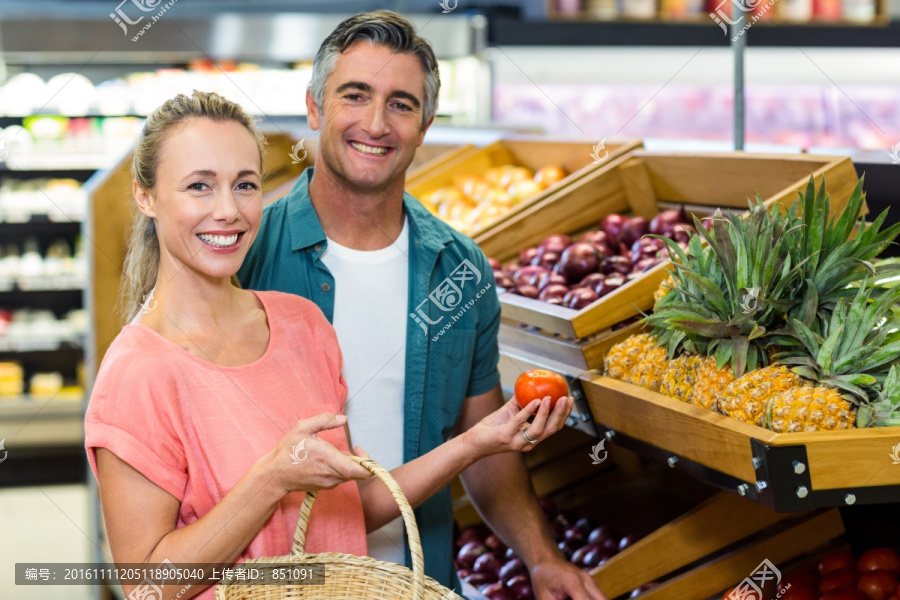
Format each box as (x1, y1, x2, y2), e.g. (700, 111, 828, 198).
(453, 497, 647, 600)
(491, 207, 695, 311)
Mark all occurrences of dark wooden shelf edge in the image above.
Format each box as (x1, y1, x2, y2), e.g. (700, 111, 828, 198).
(490, 16, 900, 47)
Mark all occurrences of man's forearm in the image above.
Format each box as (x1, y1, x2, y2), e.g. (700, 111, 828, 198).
(459, 451, 563, 568)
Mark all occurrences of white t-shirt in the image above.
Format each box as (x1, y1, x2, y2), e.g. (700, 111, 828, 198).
(321, 217, 409, 566)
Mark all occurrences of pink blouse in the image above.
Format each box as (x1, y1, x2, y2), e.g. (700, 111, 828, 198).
(85, 290, 368, 598)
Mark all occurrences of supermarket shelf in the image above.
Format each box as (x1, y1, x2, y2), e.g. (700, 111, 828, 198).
(0, 338, 84, 353)
(490, 15, 900, 47)
(0, 278, 86, 293)
(0, 166, 100, 179)
(0, 395, 84, 419)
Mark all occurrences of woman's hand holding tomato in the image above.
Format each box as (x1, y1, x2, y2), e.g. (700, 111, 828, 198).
(262, 413, 372, 495)
(514, 369, 569, 410)
(463, 392, 575, 458)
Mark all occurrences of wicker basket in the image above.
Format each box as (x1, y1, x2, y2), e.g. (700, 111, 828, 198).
(215, 455, 463, 599)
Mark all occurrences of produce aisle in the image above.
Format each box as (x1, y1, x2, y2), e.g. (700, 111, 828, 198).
(1, 2, 899, 600)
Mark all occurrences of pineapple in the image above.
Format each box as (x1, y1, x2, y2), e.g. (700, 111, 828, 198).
(763, 283, 900, 432)
(605, 333, 656, 381)
(719, 365, 805, 425)
(661, 354, 703, 402)
(653, 273, 674, 308)
(605, 333, 668, 393)
(691, 356, 735, 412)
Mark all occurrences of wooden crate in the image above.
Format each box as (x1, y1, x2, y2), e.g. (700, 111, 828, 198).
(405, 142, 473, 187)
(406, 137, 642, 233)
(478, 151, 860, 340)
(583, 375, 900, 499)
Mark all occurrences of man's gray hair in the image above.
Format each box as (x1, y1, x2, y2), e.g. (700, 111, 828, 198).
(309, 10, 440, 128)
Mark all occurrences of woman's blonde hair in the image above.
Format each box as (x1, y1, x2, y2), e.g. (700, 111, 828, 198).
(121, 90, 267, 320)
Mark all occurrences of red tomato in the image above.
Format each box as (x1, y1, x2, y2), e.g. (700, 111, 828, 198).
(858, 550, 900, 576)
(857, 570, 899, 600)
(820, 590, 867, 600)
(781, 569, 818, 591)
(514, 369, 568, 410)
(779, 587, 817, 600)
(820, 569, 861, 594)
(820, 552, 858, 576)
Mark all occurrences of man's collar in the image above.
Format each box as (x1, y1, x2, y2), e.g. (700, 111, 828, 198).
(286, 166, 455, 251)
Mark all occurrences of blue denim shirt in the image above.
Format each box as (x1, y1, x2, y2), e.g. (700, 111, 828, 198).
(237, 168, 501, 590)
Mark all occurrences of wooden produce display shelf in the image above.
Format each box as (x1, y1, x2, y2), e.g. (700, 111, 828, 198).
(405, 142, 474, 188)
(479, 151, 860, 341)
(582, 375, 900, 511)
(407, 137, 642, 233)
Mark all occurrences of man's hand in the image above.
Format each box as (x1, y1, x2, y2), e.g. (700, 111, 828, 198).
(530, 557, 609, 600)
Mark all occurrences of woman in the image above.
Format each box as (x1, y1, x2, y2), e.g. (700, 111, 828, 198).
(84, 90, 573, 600)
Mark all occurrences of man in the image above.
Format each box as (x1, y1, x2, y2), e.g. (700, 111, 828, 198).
(238, 10, 606, 600)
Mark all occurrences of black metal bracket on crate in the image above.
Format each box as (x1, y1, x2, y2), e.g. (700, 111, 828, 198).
(749, 438, 815, 512)
(565, 377, 599, 439)
(592, 423, 762, 502)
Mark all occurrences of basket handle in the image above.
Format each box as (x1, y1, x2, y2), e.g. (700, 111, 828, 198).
(291, 454, 426, 600)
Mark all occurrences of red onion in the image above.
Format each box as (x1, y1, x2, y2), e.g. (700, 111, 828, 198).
(495, 273, 514, 289)
(618, 534, 640, 551)
(538, 234, 572, 254)
(531, 250, 560, 270)
(545, 297, 565, 306)
(649, 206, 689, 235)
(564, 527, 586, 545)
(499, 558, 526, 582)
(630, 238, 665, 263)
(485, 534, 507, 555)
(504, 547, 518, 561)
(558, 243, 602, 284)
(587, 526, 615, 546)
(598, 536, 620, 555)
(478, 582, 516, 600)
(512, 265, 548, 288)
(557, 540, 577, 560)
(518, 247, 538, 266)
(600, 214, 627, 242)
(583, 547, 607, 569)
(514, 284, 539, 299)
(566, 287, 599, 310)
(633, 257, 663, 273)
(620, 216, 650, 247)
(506, 575, 534, 600)
(464, 572, 496, 587)
(571, 544, 598, 566)
(578, 230, 614, 257)
(578, 273, 606, 290)
(595, 275, 625, 298)
(457, 528, 485, 550)
(488, 257, 502, 271)
(457, 568, 474, 579)
(601, 255, 633, 276)
(457, 542, 488, 569)
(667, 224, 694, 244)
(474, 552, 502, 578)
(539, 284, 569, 302)
(574, 517, 593, 535)
(536, 271, 567, 291)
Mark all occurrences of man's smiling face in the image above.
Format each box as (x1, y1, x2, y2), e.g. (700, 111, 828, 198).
(307, 40, 431, 192)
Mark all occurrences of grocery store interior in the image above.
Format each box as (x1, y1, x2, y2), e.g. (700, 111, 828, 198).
(1, 0, 900, 599)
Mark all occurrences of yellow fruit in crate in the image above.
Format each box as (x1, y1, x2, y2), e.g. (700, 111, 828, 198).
(499, 166, 534, 189)
(482, 188, 513, 208)
(484, 166, 507, 186)
(661, 354, 703, 403)
(629, 344, 668, 392)
(605, 334, 656, 381)
(690, 357, 734, 412)
(534, 165, 567, 188)
(438, 197, 467, 221)
(718, 365, 805, 426)
(508, 179, 543, 204)
(763, 385, 856, 432)
(653, 274, 675, 308)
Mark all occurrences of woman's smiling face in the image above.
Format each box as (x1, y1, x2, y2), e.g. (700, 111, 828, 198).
(137, 117, 263, 281)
